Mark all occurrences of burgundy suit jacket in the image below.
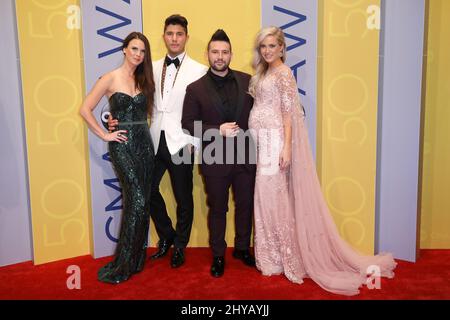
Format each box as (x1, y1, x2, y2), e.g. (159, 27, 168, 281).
(182, 69, 256, 177)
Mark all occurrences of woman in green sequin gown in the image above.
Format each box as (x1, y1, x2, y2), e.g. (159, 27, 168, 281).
(80, 32, 156, 284)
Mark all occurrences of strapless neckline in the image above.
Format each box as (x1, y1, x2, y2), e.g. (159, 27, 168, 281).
(110, 91, 144, 100)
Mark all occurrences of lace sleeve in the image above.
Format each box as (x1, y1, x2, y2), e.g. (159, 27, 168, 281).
(276, 68, 300, 118)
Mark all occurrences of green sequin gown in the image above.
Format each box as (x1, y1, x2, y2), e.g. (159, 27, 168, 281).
(98, 92, 155, 284)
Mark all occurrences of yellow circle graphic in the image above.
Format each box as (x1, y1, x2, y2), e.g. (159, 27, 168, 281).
(32, 0, 69, 10)
(326, 177, 366, 216)
(328, 74, 368, 116)
(34, 75, 78, 118)
(339, 217, 366, 245)
(41, 180, 84, 219)
(333, 0, 364, 8)
(43, 219, 86, 247)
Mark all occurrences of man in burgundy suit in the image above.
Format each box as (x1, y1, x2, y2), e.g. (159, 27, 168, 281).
(181, 29, 256, 277)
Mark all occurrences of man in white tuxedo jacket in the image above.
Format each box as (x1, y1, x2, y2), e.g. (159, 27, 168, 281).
(147, 15, 206, 268)
(109, 15, 206, 268)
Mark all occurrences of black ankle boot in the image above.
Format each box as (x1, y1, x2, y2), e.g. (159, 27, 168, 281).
(150, 239, 173, 260)
(210, 256, 225, 277)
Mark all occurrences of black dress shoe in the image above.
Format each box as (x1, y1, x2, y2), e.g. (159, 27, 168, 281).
(170, 248, 185, 268)
(150, 239, 173, 260)
(210, 256, 225, 277)
(232, 249, 256, 267)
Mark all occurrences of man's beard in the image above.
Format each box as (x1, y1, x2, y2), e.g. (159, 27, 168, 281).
(210, 60, 229, 72)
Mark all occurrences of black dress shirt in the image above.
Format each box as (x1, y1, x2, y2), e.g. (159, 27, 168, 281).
(207, 68, 239, 122)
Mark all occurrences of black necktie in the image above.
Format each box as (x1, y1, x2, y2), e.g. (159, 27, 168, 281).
(165, 56, 180, 68)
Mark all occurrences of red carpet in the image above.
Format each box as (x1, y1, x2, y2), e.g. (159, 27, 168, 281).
(0, 249, 449, 300)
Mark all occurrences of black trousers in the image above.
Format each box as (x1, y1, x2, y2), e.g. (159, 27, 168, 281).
(150, 131, 194, 249)
(203, 165, 255, 257)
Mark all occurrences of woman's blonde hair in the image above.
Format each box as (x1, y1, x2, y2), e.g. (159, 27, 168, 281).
(248, 26, 286, 97)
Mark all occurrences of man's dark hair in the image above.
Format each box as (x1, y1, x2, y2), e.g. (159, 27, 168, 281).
(207, 29, 232, 52)
(164, 14, 188, 34)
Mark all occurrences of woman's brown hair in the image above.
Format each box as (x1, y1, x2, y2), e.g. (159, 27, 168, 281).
(122, 32, 155, 115)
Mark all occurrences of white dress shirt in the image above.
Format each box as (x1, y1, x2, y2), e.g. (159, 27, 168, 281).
(160, 52, 186, 131)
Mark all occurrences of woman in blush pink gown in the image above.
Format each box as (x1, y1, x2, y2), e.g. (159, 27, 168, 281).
(248, 26, 397, 296)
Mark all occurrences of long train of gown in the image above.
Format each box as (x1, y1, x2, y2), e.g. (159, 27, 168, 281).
(97, 92, 155, 284)
(248, 65, 397, 296)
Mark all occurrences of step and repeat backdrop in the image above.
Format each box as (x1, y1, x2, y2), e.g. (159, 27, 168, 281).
(1, 0, 449, 267)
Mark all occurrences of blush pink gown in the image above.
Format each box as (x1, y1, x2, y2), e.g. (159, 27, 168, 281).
(248, 64, 397, 296)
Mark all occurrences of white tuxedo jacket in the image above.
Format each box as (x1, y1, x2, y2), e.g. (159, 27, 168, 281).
(150, 55, 207, 155)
